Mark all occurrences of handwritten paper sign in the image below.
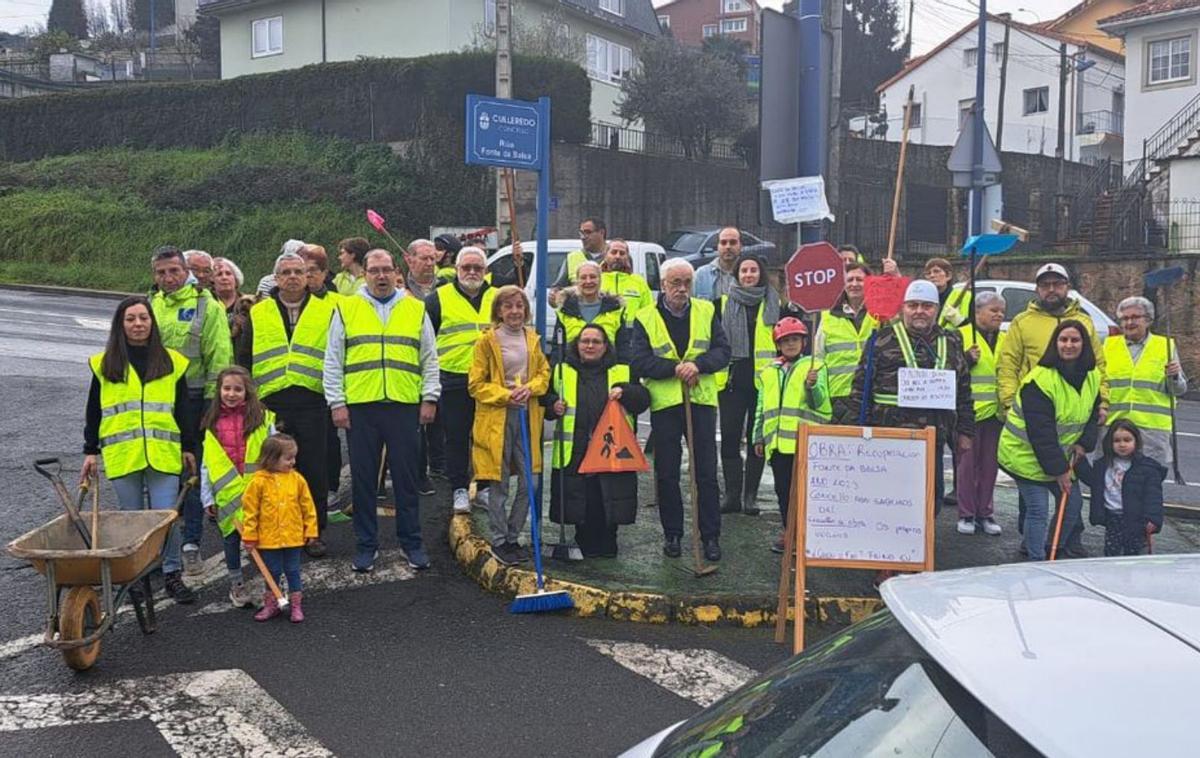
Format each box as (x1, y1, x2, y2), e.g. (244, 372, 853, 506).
(864, 275, 910, 321)
(761, 176, 835, 225)
(897, 368, 956, 410)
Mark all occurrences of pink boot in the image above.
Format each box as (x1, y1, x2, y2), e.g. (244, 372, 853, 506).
(288, 592, 304, 623)
(254, 592, 281, 622)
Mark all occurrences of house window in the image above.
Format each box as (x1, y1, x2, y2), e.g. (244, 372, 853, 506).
(906, 102, 922, 127)
(586, 33, 634, 84)
(657, 14, 670, 29)
(484, 0, 496, 36)
(251, 16, 282, 58)
(1023, 86, 1049, 115)
(598, 0, 624, 16)
(1148, 35, 1192, 85)
(723, 0, 749, 11)
(992, 41, 1006, 62)
(964, 47, 977, 67)
(702, 24, 718, 38)
(720, 18, 747, 33)
(958, 98, 975, 130)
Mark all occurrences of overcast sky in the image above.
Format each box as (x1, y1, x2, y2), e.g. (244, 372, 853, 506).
(2, 0, 1083, 52)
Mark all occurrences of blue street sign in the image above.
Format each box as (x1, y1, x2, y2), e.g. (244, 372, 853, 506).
(465, 94, 546, 171)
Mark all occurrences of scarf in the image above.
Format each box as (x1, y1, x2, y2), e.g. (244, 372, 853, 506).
(722, 285, 780, 360)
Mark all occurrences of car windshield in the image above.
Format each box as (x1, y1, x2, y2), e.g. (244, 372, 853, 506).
(662, 231, 708, 254)
(651, 612, 1041, 758)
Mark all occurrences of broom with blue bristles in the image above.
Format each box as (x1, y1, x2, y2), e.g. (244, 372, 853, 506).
(510, 401, 574, 614)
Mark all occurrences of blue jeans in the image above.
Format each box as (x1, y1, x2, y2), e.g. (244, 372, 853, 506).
(1016, 477, 1082, 561)
(261, 547, 302, 593)
(110, 468, 183, 574)
(181, 393, 208, 547)
(347, 402, 423, 553)
(223, 531, 242, 574)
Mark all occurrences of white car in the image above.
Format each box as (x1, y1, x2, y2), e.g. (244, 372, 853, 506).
(487, 239, 666, 335)
(963, 279, 1119, 338)
(623, 555, 1200, 757)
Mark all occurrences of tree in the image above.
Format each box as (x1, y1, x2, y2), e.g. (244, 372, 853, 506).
(85, 0, 111, 37)
(109, 0, 129, 35)
(185, 15, 221, 66)
(618, 36, 748, 159)
(841, 0, 907, 111)
(129, 0, 174, 37)
(47, 0, 89, 39)
(701, 34, 750, 79)
(28, 29, 80, 60)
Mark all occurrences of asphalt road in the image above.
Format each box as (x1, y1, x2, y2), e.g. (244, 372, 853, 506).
(0, 289, 790, 757)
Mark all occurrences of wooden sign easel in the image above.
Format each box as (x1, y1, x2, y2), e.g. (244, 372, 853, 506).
(775, 424, 937, 653)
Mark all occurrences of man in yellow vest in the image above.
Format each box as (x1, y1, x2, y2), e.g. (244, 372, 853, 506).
(150, 245, 232, 574)
(553, 216, 609, 287)
(600, 239, 653, 326)
(424, 246, 495, 515)
(1105, 296, 1188, 466)
(242, 252, 335, 557)
(814, 262, 878, 424)
(404, 239, 446, 492)
(325, 249, 441, 573)
(630, 258, 731, 561)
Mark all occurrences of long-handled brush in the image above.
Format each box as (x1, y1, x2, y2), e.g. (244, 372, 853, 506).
(546, 342, 583, 561)
(511, 404, 574, 613)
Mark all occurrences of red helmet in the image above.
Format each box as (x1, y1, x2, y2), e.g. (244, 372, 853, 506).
(772, 317, 808, 343)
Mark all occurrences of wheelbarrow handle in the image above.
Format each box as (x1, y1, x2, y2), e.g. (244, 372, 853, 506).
(173, 477, 199, 516)
(32, 458, 63, 482)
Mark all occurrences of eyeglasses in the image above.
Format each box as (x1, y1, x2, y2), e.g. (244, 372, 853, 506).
(366, 267, 395, 276)
(277, 268, 306, 278)
(579, 228, 597, 236)
(458, 264, 485, 273)
(664, 279, 691, 289)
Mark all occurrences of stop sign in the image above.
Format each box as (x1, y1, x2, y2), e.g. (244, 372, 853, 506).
(785, 242, 845, 312)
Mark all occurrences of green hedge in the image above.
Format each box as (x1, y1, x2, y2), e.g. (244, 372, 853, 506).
(0, 53, 590, 162)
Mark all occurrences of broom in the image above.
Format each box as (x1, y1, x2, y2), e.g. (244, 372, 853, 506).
(510, 400, 574, 613)
(546, 336, 583, 561)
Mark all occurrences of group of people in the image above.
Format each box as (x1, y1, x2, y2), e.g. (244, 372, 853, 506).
(80, 219, 1189, 622)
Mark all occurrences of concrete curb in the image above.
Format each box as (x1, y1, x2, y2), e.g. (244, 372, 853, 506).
(447, 515, 884, 628)
(0, 282, 131, 300)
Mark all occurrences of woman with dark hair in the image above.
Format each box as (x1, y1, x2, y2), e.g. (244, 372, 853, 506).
(80, 295, 197, 603)
(998, 319, 1101, 561)
(546, 324, 651, 557)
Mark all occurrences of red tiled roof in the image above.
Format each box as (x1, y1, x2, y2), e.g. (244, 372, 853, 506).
(1099, 0, 1200, 27)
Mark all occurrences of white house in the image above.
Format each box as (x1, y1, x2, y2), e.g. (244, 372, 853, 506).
(196, 0, 662, 127)
(874, 15, 1125, 164)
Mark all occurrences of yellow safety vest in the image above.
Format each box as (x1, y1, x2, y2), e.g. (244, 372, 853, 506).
(1104, 334, 1173, 432)
(339, 294, 425, 404)
(601, 271, 653, 325)
(250, 296, 334, 398)
(436, 285, 496, 374)
(998, 365, 1100, 482)
(715, 295, 776, 391)
(566, 250, 597, 283)
(151, 285, 213, 392)
(332, 271, 365, 297)
(756, 357, 832, 456)
(551, 363, 632, 467)
(960, 326, 1005, 421)
(558, 303, 623, 345)
(202, 410, 275, 537)
(637, 299, 719, 411)
(938, 286, 972, 330)
(873, 322, 947, 406)
(89, 348, 189, 478)
(818, 309, 878, 399)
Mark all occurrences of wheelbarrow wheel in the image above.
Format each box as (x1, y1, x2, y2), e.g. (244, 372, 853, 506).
(59, 586, 102, 671)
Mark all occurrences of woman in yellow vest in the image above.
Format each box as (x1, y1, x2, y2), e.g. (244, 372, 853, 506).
(468, 286, 550, 566)
(546, 325, 651, 557)
(955, 292, 1006, 537)
(998, 320, 1102, 561)
(200, 366, 276, 609)
(751, 317, 831, 553)
(552, 261, 625, 362)
(80, 296, 196, 604)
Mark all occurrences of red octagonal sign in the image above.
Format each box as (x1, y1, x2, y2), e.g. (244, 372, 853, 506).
(785, 242, 845, 312)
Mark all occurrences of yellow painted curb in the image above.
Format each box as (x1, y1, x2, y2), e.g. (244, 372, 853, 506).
(448, 513, 884, 627)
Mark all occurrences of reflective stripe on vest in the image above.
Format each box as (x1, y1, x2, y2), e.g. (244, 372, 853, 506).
(250, 296, 334, 398)
(637, 300, 719, 411)
(551, 363, 632, 467)
(559, 307, 623, 345)
(960, 326, 1005, 421)
(436, 286, 496, 373)
(339, 295, 425, 404)
(997, 365, 1100, 482)
(715, 295, 776, 391)
(202, 411, 274, 537)
(89, 348, 189, 478)
(818, 309, 878, 398)
(152, 287, 209, 390)
(874, 323, 948, 407)
(758, 358, 832, 456)
(938, 287, 972, 330)
(1104, 334, 1173, 432)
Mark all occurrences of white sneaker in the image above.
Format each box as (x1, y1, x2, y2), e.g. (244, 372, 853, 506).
(473, 487, 490, 509)
(453, 488, 471, 514)
(980, 517, 1002, 536)
(956, 518, 976, 535)
(182, 544, 203, 576)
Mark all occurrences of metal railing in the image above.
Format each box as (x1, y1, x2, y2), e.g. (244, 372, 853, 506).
(1067, 157, 1120, 242)
(1144, 90, 1200, 164)
(1076, 109, 1123, 136)
(586, 122, 745, 164)
(1150, 199, 1200, 252)
(1103, 157, 1149, 251)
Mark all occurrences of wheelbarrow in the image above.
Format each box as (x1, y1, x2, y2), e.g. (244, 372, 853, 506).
(5, 458, 191, 671)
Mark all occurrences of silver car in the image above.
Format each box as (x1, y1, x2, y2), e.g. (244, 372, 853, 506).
(624, 555, 1200, 757)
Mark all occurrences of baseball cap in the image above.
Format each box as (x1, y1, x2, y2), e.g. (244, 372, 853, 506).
(1035, 263, 1070, 282)
(904, 279, 939, 304)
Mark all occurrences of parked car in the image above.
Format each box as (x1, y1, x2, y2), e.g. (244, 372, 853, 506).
(966, 279, 1120, 337)
(661, 226, 778, 267)
(623, 555, 1200, 757)
(487, 239, 666, 336)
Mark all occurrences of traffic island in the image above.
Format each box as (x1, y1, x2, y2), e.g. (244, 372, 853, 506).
(448, 481, 1200, 627)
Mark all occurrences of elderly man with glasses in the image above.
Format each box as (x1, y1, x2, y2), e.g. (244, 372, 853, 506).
(553, 216, 609, 287)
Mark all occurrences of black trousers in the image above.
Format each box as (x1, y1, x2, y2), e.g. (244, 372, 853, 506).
(440, 385, 476, 490)
(770, 452, 794, 526)
(718, 380, 757, 462)
(652, 404, 721, 541)
(347, 402, 423, 552)
(420, 409, 446, 476)
(326, 413, 342, 495)
(267, 400, 329, 531)
(574, 477, 618, 557)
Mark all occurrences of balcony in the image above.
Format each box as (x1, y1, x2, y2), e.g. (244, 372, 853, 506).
(1077, 109, 1123, 136)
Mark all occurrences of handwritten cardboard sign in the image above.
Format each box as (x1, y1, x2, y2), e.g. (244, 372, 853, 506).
(864, 275, 910, 321)
(897, 367, 957, 410)
(761, 176, 835, 225)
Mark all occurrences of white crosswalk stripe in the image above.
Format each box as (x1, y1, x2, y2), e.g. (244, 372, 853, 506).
(585, 638, 758, 707)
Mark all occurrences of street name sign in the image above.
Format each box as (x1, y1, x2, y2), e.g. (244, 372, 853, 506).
(465, 94, 547, 171)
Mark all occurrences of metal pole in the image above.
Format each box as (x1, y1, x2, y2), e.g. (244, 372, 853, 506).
(535, 97, 552, 347)
(798, 0, 826, 244)
(995, 17, 1010, 150)
(1056, 42, 1067, 194)
(496, 0, 513, 246)
(970, 0, 987, 238)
